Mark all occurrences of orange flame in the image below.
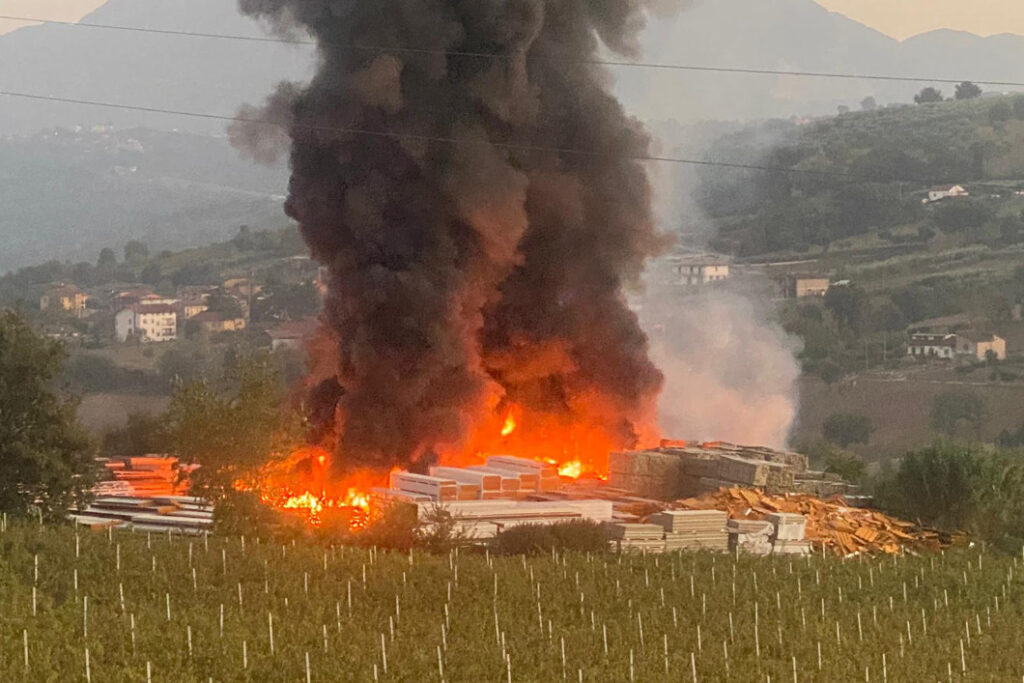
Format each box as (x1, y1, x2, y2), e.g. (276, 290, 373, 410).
(558, 460, 583, 479)
(501, 411, 517, 437)
(234, 446, 378, 528)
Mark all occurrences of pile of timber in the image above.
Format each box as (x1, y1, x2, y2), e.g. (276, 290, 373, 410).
(69, 495, 213, 535)
(94, 456, 191, 498)
(606, 523, 666, 552)
(384, 457, 562, 504)
(412, 499, 613, 541)
(609, 441, 858, 501)
(672, 487, 961, 556)
(727, 519, 774, 555)
(605, 510, 729, 554)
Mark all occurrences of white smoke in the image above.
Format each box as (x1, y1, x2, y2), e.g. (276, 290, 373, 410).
(640, 283, 802, 449)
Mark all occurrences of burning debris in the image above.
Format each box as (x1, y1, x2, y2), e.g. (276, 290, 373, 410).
(234, 0, 668, 476)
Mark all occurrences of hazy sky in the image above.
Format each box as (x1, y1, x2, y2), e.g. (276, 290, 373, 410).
(2, 0, 1024, 41)
(0, 0, 106, 35)
(814, 0, 1024, 40)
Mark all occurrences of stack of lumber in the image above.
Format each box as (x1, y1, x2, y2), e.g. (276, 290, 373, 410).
(672, 487, 961, 556)
(411, 499, 614, 541)
(69, 495, 213, 535)
(429, 467, 506, 500)
(610, 443, 814, 501)
(484, 456, 560, 492)
(606, 523, 666, 552)
(389, 472, 459, 502)
(94, 457, 190, 497)
(727, 519, 774, 555)
(649, 510, 729, 552)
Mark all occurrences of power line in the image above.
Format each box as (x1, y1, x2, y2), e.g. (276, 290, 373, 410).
(0, 88, 942, 184)
(3, 13, 1024, 88)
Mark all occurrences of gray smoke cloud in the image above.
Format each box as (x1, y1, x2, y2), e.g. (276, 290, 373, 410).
(641, 282, 802, 449)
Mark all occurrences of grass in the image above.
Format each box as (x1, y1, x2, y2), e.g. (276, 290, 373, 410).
(1, 523, 1023, 681)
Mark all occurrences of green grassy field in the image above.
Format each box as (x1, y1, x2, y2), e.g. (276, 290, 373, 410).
(1, 524, 1022, 681)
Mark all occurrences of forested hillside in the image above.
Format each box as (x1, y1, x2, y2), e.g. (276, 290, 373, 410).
(698, 94, 1024, 256)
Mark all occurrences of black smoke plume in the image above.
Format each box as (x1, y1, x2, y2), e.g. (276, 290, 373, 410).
(235, 0, 668, 471)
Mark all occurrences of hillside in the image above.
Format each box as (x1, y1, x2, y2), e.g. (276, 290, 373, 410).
(695, 94, 1024, 256)
(0, 0, 314, 135)
(0, 126, 289, 272)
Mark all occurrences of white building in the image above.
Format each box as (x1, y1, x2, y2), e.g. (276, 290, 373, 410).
(672, 255, 731, 286)
(907, 333, 956, 359)
(925, 185, 969, 203)
(115, 304, 178, 343)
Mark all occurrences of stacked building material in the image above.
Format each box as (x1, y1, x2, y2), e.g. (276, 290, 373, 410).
(610, 443, 815, 500)
(429, 467, 506, 500)
(605, 523, 665, 552)
(650, 510, 729, 552)
(389, 472, 459, 502)
(484, 456, 560, 492)
(726, 519, 774, 555)
(94, 456, 191, 497)
(69, 495, 213, 534)
(412, 499, 614, 541)
(672, 487, 962, 556)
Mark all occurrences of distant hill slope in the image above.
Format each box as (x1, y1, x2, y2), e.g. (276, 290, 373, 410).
(0, 126, 289, 272)
(625, 0, 1024, 124)
(693, 95, 1024, 256)
(0, 0, 315, 135)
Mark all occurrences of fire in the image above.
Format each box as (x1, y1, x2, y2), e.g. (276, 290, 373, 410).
(501, 411, 517, 437)
(234, 446, 378, 528)
(558, 460, 583, 479)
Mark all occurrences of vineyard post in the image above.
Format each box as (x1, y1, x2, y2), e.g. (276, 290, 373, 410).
(84, 647, 90, 683)
(242, 640, 248, 669)
(305, 651, 311, 683)
(220, 604, 224, 638)
(23, 629, 28, 671)
(130, 613, 136, 655)
(322, 624, 328, 653)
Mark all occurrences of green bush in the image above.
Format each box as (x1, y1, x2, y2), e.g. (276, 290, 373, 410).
(492, 520, 610, 555)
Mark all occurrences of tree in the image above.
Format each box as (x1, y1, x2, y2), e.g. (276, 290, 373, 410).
(823, 413, 874, 447)
(914, 87, 944, 104)
(1013, 96, 1024, 119)
(860, 96, 877, 112)
(929, 390, 986, 438)
(824, 284, 868, 333)
(931, 199, 996, 233)
(101, 412, 167, 456)
(0, 310, 93, 520)
(990, 100, 1013, 125)
(837, 105, 850, 115)
(206, 292, 245, 320)
(96, 247, 118, 281)
(164, 354, 303, 498)
(123, 240, 150, 263)
(954, 81, 983, 100)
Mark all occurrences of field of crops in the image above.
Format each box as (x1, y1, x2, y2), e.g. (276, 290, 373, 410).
(0, 523, 1022, 682)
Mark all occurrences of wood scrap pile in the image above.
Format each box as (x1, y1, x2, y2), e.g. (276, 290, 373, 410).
(671, 487, 961, 556)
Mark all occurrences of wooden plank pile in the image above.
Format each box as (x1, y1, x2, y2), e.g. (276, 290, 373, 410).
(605, 523, 666, 552)
(726, 519, 773, 555)
(609, 442, 815, 501)
(650, 510, 729, 552)
(672, 487, 961, 556)
(413, 499, 614, 541)
(69, 495, 213, 535)
(94, 456, 191, 497)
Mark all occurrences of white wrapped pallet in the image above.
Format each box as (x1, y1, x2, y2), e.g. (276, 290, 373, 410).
(465, 466, 523, 492)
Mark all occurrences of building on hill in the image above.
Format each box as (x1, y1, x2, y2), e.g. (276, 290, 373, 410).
(670, 254, 731, 286)
(907, 333, 957, 359)
(924, 184, 969, 203)
(956, 331, 1007, 361)
(40, 284, 89, 315)
(191, 311, 246, 334)
(115, 304, 177, 343)
(784, 274, 831, 298)
(265, 318, 319, 352)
